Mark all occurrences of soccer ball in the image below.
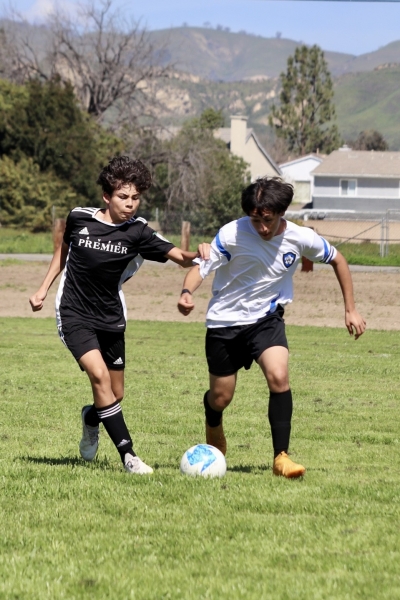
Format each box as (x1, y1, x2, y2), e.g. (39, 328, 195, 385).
(180, 444, 227, 478)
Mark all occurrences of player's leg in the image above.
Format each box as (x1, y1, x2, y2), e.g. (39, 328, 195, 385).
(78, 369, 123, 461)
(204, 327, 245, 455)
(257, 347, 305, 478)
(205, 373, 237, 455)
(79, 349, 152, 474)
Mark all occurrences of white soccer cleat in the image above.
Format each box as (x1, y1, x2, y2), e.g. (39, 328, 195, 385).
(79, 405, 99, 461)
(124, 453, 153, 475)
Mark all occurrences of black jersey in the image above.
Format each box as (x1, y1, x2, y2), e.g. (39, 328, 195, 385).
(55, 207, 175, 331)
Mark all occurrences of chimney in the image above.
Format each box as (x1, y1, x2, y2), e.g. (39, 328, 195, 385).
(230, 115, 247, 159)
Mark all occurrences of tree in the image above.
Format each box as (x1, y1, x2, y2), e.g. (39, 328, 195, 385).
(0, 77, 123, 205)
(153, 109, 250, 236)
(350, 130, 388, 151)
(269, 45, 341, 156)
(0, 155, 79, 230)
(3, 0, 170, 126)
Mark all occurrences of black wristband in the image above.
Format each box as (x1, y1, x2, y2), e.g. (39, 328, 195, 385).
(181, 288, 192, 295)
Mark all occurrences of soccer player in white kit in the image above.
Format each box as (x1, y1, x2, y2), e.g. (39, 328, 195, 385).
(178, 177, 366, 478)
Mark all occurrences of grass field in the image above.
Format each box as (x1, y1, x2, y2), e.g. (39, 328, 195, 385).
(1, 318, 399, 599)
(2, 228, 400, 267)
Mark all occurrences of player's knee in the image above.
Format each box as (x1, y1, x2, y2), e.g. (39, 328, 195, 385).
(87, 365, 110, 387)
(267, 369, 289, 392)
(209, 390, 233, 410)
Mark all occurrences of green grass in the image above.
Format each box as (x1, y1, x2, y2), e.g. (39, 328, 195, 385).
(335, 241, 400, 266)
(0, 229, 54, 254)
(2, 228, 400, 266)
(1, 318, 399, 599)
(0, 228, 209, 254)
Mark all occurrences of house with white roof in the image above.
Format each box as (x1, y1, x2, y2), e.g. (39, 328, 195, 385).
(280, 154, 324, 205)
(312, 147, 400, 212)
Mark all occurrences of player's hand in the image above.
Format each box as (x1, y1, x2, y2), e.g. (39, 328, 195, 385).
(29, 290, 47, 312)
(197, 243, 211, 261)
(178, 292, 195, 316)
(345, 309, 366, 340)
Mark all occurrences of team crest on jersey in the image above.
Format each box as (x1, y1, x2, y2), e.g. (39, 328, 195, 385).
(282, 252, 296, 269)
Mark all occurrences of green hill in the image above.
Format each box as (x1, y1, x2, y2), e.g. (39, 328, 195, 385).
(2, 21, 399, 149)
(149, 27, 354, 81)
(334, 65, 400, 148)
(155, 66, 400, 150)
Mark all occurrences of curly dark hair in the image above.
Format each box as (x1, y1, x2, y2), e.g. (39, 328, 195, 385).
(97, 156, 152, 195)
(241, 177, 294, 215)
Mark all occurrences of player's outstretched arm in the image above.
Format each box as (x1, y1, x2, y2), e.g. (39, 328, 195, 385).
(165, 243, 210, 267)
(177, 265, 204, 316)
(330, 250, 366, 339)
(29, 241, 69, 312)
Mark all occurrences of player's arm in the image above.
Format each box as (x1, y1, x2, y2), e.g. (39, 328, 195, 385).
(165, 243, 210, 267)
(29, 241, 69, 312)
(330, 250, 366, 339)
(177, 265, 204, 316)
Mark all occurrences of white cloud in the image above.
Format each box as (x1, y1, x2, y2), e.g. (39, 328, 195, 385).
(23, 0, 78, 21)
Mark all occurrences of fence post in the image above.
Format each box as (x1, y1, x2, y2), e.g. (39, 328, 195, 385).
(380, 217, 385, 258)
(53, 218, 66, 252)
(180, 221, 191, 252)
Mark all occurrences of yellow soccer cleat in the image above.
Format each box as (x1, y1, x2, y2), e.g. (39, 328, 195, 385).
(273, 451, 306, 478)
(205, 420, 227, 456)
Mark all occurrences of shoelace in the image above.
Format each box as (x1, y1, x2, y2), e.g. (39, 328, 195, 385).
(86, 425, 99, 444)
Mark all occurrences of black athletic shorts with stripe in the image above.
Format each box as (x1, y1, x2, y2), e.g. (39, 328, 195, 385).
(205, 306, 288, 377)
(59, 321, 125, 370)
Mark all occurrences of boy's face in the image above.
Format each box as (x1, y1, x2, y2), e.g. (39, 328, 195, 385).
(103, 183, 140, 223)
(249, 209, 285, 241)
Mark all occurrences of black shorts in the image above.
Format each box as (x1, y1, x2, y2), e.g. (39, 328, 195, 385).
(205, 306, 288, 377)
(59, 321, 125, 370)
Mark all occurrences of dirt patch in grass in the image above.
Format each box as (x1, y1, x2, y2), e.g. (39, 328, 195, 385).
(1, 259, 399, 331)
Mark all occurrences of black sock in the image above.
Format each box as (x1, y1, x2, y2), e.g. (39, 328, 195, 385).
(203, 391, 223, 427)
(97, 401, 136, 463)
(268, 390, 293, 458)
(84, 404, 100, 427)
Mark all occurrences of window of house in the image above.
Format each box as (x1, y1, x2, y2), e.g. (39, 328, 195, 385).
(340, 179, 357, 196)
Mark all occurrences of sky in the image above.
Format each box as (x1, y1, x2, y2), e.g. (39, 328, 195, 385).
(1, 0, 400, 56)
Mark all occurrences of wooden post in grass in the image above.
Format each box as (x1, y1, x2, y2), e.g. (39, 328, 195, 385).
(53, 218, 66, 252)
(180, 221, 191, 252)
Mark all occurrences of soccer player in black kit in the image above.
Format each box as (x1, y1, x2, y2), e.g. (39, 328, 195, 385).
(29, 156, 210, 474)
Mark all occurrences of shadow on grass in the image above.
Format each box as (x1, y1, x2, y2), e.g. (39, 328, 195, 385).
(228, 464, 271, 474)
(151, 462, 272, 474)
(20, 455, 111, 469)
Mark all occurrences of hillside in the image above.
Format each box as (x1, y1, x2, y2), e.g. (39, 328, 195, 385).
(155, 67, 400, 150)
(149, 27, 400, 81)
(149, 27, 354, 81)
(334, 65, 400, 149)
(1, 21, 399, 148)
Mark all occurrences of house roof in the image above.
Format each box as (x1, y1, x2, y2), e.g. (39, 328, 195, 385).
(279, 154, 323, 169)
(312, 149, 400, 178)
(215, 127, 281, 175)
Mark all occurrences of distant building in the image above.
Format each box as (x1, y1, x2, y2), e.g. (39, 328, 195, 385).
(158, 115, 281, 182)
(312, 147, 400, 212)
(215, 116, 281, 181)
(279, 154, 324, 205)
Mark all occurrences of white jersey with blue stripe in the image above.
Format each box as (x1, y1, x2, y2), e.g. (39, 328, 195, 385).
(198, 217, 337, 328)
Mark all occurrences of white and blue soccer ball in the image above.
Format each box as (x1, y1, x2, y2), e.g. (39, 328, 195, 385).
(180, 444, 227, 478)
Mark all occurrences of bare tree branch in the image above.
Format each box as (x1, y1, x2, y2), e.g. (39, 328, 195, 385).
(2, 0, 172, 126)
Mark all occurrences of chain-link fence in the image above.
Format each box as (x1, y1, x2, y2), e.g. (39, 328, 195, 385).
(138, 207, 400, 256)
(286, 209, 400, 257)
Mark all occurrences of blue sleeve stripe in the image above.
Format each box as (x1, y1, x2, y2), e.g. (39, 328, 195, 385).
(216, 232, 231, 262)
(320, 237, 335, 264)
